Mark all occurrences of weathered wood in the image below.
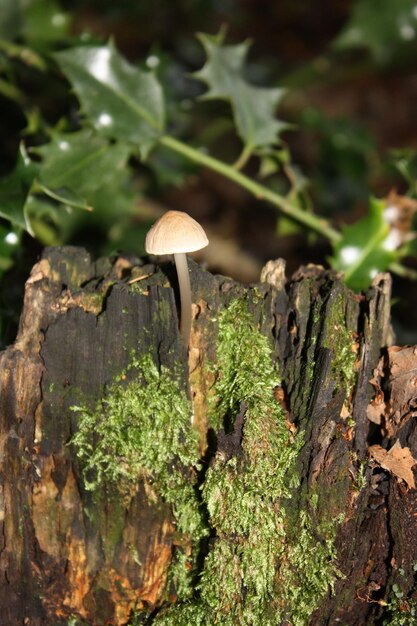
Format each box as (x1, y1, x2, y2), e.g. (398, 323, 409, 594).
(0, 246, 415, 625)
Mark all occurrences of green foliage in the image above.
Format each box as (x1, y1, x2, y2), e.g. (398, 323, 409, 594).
(0, 0, 71, 47)
(301, 108, 377, 216)
(0, 129, 137, 248)
(381, 565, 417, 625)
(30, 130, 135, 245)
(33, 130, 130, 210)
(331, 197, 398, 291)
(54, 41, 165, 157)
(334, 0, 417, 65)
(391, 148, 417, 197)
(21, 0, 71, 49)
(0, 145, 38, 232)
(0, 225, 20, 272)
(321, 293, 357, 395)
(383, 589, 417, 625)
(1, 3, 417, 302)
(154, 299, 342, 625)
(194, 29, 287, 156)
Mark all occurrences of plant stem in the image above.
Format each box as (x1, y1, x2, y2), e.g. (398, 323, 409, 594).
(232, 144, 253, 171)
(160, 135, 341, 243)
(389, 261, 417, 280)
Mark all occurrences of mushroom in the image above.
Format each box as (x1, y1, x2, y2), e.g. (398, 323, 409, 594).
(145, 210, 209, 346)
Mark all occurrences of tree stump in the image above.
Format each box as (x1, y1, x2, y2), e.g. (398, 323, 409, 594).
(0, 246, 416, 625)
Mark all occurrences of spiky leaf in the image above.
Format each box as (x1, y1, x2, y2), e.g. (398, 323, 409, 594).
(333, 0, 417, 64)
(0, 144, 38, 232)
(33, 130, 131, 211)
(54, 42, 165, 156)
(331, 198, 397, 291)
(194, 31, 286, 151)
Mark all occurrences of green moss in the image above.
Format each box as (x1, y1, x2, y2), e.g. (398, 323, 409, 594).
(79, 292, 105, 313)
(67, 617, 89, 626)
(322, 293, 357, 396)
(383, 592, 417, 626)
(70, 353, 208, 592)
(381, 566, 417, 626)
(73, 296, 344, 626)
(128, 281, 148, 295)
(350, 452, 367, 491)
(154, 298, 342, 625)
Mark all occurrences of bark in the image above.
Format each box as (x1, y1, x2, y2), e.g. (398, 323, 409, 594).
(0, 246, 416, 625)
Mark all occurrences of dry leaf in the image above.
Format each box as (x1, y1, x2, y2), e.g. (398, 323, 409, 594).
(367, 358, 387, 426)
(386, 346, 417, 437)
(369, 442, 417, 490)
(366, 401, 385, 425)
(384, 190, 417, 244)
(388, 346, 417, 409)
(340, 403, 351, 419)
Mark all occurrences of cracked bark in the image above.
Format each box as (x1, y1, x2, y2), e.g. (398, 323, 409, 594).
(0, 246, 416, 625)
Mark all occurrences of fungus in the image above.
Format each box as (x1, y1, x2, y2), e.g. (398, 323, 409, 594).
(145, 210, 209, 345)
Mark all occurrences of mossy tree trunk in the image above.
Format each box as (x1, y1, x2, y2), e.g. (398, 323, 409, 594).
(0, 247, 416, 625)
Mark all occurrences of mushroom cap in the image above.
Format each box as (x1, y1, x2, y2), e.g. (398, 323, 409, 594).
(145, 210, 209, 255)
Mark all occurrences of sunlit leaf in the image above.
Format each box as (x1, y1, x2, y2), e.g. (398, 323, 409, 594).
(0, 0, 71, 48)
(0, 132, 135, 247)
(390, 148, 417, 196)
(54, 42, 165, 157)
(27, 130, 136, 246)
(24, 195, 64, 246)
(0, 225, 21, 272)
(33, 129, 130, 207)
(22, 0, 71, 48)
(38, 184, 92, 211)
(333, 0, 417, 64)
(193, 30, 286, 151)
(331, 198, 397, 291)
(0, 144, 38, 232)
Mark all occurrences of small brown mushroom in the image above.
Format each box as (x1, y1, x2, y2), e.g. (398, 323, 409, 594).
(145, 210, 209, 346)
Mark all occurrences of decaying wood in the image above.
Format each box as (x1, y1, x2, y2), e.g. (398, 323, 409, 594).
(0, 246, 416, 625)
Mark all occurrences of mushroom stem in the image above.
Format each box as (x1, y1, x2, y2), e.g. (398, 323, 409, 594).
(174, 252, 192, 346)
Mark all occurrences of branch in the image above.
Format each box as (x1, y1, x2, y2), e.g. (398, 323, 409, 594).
(159, 135, 342, 244)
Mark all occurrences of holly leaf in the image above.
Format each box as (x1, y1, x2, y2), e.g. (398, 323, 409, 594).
(54, 42, 165, 157)
(22, 0, 71, 49)
(193, 31, 286, 151)
(32, 129, 130, 210)
(331, 198, 397, 291)
(38, 184, 92, 211)
(0, 144, 38, 232)
(0, 0, 71, 48)
(390, 148, 417, 196)
(0, 225, 21, 272)
(26, 130, 137, 245)
(333, 0, 417, 65)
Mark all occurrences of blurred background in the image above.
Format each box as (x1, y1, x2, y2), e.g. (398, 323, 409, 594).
(1, 0, 417, 345)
